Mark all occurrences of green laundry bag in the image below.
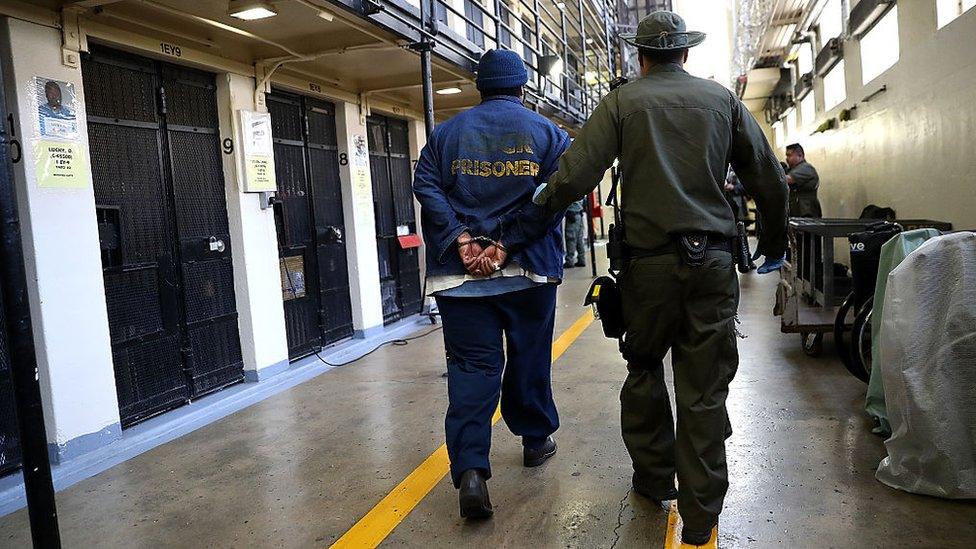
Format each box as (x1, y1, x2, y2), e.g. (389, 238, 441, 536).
(866, 228, 941, 436)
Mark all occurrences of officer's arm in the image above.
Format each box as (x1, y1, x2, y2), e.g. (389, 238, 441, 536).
(411, 135, 467, 263)
(535, 92, 620, 215)
(729, 97, 789, 258)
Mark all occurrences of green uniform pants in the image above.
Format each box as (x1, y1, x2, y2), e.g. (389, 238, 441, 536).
(617, 250, 739, 532)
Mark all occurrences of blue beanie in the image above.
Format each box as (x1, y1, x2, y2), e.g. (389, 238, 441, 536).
(476, 49, 528, 91)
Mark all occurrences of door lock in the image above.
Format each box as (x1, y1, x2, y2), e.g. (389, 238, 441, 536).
(209, 236, 226, 253)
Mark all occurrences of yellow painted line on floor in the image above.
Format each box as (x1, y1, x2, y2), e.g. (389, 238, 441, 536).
(330, 309, 594, 549)
(663, 500, 717, 549)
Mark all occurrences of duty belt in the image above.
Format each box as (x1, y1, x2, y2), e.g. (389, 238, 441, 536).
(630, 238, 732, 259)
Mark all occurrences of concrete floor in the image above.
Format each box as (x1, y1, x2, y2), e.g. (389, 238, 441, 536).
(1, 254, 974, 548)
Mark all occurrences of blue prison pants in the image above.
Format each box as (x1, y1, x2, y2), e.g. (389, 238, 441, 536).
(435, 283, 559, 487)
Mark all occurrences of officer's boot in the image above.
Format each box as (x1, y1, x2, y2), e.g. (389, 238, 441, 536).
(458, 469, 493, 519)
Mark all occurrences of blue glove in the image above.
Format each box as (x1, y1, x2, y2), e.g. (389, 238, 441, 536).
(757, 254, 786, 274)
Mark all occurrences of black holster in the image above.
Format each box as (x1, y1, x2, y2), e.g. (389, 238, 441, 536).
(584, 276, 625, 339)
(607, 222, 630, 274)
(676, 233, 709, 266)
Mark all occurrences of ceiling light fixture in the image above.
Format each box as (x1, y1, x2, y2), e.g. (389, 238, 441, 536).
(318, 11, 335, 22)
(436, 87, 463, 95)
(228, 0, 278, 20)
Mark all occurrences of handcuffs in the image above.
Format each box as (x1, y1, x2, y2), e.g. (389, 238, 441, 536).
(458, 235, 508, 272)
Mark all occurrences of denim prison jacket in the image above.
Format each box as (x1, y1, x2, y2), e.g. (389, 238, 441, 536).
(412, 95, 571, 281)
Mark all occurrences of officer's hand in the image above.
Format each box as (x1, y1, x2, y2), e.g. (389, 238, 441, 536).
(457, 232, 485, 275)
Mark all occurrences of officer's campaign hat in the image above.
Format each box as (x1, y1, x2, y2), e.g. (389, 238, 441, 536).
(620, 11, 706, 51)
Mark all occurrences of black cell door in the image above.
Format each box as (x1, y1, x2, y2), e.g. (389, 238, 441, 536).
(268, 90, 353, 359)
(366, 115, 422, 324)
(0, 298, 18, 477)
(83, 46, 243, 427)
(0, 62, 21, 477)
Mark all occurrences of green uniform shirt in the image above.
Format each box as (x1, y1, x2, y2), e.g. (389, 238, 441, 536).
(536, 63, 789, 258)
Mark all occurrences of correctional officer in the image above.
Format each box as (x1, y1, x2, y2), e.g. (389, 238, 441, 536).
(412, 49, 570, 519)
(532, 12, 788, 545)
(564, 198, 588, 267)
(785, 143, 822, 218)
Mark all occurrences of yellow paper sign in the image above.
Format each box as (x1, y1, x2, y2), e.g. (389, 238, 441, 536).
(34, 140, 88, 188)
(246, 154, 274, 191)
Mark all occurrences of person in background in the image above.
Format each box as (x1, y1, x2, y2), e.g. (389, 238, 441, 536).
(531, 11, 788, 545)
(563, 197, 588, 268)
(412, 49, 570, 520)
(785, 143, 822, 218)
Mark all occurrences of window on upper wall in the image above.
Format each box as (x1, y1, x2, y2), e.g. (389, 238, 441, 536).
(823, 59, 847, 111)
(938, 0, 976, 28)
(860, 5, 899, 85)
(818, 0, 844, 44)
(801, 92, 816, 128)
(785, 108, 798, 143)
(464, 0, 486, 49)
(797, 42, 814, 75)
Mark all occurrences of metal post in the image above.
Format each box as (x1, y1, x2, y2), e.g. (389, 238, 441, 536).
(418, 0, 436, 137)
(0, 77, 61, 548)
(420, 46, 436, 137)
(586, 192, 597, 277)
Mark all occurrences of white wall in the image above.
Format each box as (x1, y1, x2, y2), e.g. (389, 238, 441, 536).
(335, 101, 385, 333)
(673, 0, 735, 88)
(0, 18, 120, 453)
(216, 73, 290, 377)
(780, 3, 976, 228)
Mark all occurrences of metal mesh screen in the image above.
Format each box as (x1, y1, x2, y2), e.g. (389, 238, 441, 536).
(391, 156, 416, 225)
(160, 65, 218, 129)
(268, 95, 303, 142)
(88, 123, 170, 265)
(370, 157, 396, 237)
(273, 144, 312, 248)
(307, 105, 338, 147)
(181, 260, 236, 325)
(82, 48, 157, 122)
(103, 268, 164, 344)
(112, 335, 187, 427)
(185, 319, 243, 396)
(169, 131, 229, 239)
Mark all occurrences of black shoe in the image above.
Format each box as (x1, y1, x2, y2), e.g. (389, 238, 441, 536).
(523, 437, 557, 467)
(681, 525, 714, 546)
(575, 261, 586, 267)
(632, 477, 678, 508)
(564, 262, 575, 268)
(458, 469, 492, 519)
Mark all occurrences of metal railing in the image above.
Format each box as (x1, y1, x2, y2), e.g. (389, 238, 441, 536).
(365, 0, 620, 125)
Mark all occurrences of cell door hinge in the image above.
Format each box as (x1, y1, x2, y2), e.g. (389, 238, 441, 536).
(157, 86, 168, 115)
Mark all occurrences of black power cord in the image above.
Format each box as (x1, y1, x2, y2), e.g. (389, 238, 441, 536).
(314, 325, 443, 367)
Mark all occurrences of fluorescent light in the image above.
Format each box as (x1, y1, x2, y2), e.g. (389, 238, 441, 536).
(228, 0, 277, 20)
(317, 11, 334, 22)
(436, 87, 463, 95)
(557, 2, 566, 9)
(585, 38, 594, 45)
